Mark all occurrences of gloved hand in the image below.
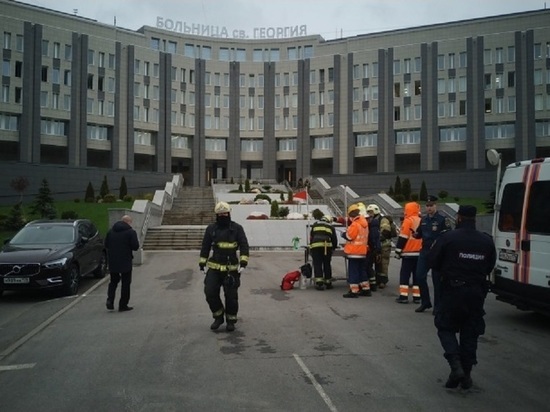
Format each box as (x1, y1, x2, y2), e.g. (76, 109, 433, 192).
(199, 264, 206, 274)
(394, 251, 402, 260)
(340, 231, 349, 240)
(238, 266, 245, 274)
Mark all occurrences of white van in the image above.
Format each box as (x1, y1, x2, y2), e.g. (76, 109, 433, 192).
(490, 156, 550, 315)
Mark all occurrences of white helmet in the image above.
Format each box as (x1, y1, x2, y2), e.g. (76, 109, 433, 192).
(214, 201, 231, 214)
(366, 204, 380, 215)
(321, 214, 332, 223)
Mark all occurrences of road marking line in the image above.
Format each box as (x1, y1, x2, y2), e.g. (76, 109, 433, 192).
(0, 363, 36, 371)
(0, 277, 109, 361)
(293, 353, 338, 412)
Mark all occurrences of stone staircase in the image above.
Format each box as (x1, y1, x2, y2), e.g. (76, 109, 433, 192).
(142, 187, 215, 251)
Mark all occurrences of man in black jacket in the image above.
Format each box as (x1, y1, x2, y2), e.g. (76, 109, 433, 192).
(428, 205, 496, 390)
(199, 202, 249, 332)
(105, 215, 140, 312)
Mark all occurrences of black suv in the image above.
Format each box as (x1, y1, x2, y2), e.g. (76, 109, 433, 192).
(0, 219, 107, 297)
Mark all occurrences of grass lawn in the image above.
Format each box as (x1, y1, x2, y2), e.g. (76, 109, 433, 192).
(0, 200, 133, 242)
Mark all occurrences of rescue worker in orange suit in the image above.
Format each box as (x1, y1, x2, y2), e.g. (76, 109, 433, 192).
(428, 205, 495, 389)
(199, 202, 249, 332)
(341, 203, 370, 298)
(394, 202, 422, 303)
(309, 214, 338, 290)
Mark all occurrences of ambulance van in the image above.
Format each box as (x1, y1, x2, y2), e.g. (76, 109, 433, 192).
(490, 156, 550, 315)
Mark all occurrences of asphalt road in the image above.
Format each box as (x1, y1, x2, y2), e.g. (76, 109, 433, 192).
(1, 251, 549, 412)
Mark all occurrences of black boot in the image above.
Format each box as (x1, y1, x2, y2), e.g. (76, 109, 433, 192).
(460, 364, 473, 389)
(226, 322, 236, 332)
(445, 356, 465, 388)
(210, 316, 224, 330)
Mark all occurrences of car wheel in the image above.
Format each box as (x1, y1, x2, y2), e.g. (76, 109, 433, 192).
(93, 251, 108, 279)
(63, 264, 80, 296)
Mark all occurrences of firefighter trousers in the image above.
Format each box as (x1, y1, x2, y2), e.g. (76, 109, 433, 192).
(310, 247, 333, 283)
(204, 269, 241, 322)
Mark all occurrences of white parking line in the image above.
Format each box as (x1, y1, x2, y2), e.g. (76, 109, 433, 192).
(293, 353, 338, 412)
(0, 363, 36, 371)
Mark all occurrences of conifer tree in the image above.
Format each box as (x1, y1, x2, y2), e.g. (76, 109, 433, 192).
(100, 175, 109, 198)
(119, 176, 128, 199)
(30, 179, 56, 218)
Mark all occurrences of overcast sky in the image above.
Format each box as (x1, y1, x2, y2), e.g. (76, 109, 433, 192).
(21, 0, 549, 40)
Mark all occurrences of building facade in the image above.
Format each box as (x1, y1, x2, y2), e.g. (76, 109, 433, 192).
(1, 0, 550, 189)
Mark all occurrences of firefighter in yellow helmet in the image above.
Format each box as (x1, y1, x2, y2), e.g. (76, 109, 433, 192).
(309, 214, 338, 290)
(199, 201, 249, 332)
(341, 203, 370, 298)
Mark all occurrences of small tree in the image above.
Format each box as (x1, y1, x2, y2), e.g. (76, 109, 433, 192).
(388, 185, 394, 196)
(401, 178, 412, 201)
(119, 176, 128, 199)
(30, 179, 56, 219)
(85, 182, 95, 202)
(244, 178, 251, 192)
(238, 183, 243, 192)
(3, 202, 26, 231)
(10, 176, 30, 203)
(484, 191, 496, 214)
(419, 181, 428, 201)
(100, 175, 110, 198)
(270, 200, 280, 217)
(394, 176, 402, 196)
(287, 190, 294, 203)
(280, 192, 285, 202)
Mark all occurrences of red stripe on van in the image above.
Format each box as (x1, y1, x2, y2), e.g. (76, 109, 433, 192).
(519, 163, 541, 284)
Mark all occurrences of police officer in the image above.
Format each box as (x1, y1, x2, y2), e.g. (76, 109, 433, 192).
(199, 202, 249, 332)
(309, 214, 338, 290)
(415, 195, 452, 313)
(427, 205, 496, 390)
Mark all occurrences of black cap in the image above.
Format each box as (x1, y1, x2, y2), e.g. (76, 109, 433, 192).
(458, 205, 477, 218)
(426, 195, 438, 205)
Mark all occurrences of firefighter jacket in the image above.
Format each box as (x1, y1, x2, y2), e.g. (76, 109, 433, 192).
(395, 202, 422, 257)
(199, 220, 249, 272)
(343, 215, 369, 257)
(309, 220, 338, 252)
(416, 210, 452, 251)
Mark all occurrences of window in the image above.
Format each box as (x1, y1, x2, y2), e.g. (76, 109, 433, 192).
(356, 133, 377, 147)
(534, 69, 543, 85)
(65, 44, 72, 61)
(507, 46, 515, 63)
(53, 42, 60, 58)
(40, 91, 48, 107)
(414, 80, 421, 95)
(414, 57, 421, 72)
(396, 130, 421, 145)
(3, 32, 11, 49)
(485, 98, 492, 113)
(41, 119, 65, 136)
(458, 76, 467, 92)
(459, 52, 467, 68)
(2, 60, 10, 76)
(437, 79, 445, 94)
(393, 60, 401, 75)
(52, 68, 60, 84)
(534, 43, 542, 59)
(437, 54, 445, 70)
(88, 49, 94, 65)
(437, 102, 445, 118)
(41, 66, 48, 82)
(439, 126, 466, 142)
(88, 74, 94, 90)
(459, 100, 466, 116)
(484, 49, 492, 65)
(87, 98, 94, 114)
(1, 85, 9, 103)
(414, 104, 422, 120)
(394, 106, 401, 121)
(484, 74, 492, 90)
(508, 96, 516, 113)
(403, 59, 411, 74)
(495, 47, 503, 64)
(16, 35, 23, 52)
(15, 87, 22, 104)
(448, 53, 455, 69)
(108, 53, 115, 69)
(42, 40, 48, 56)
(168, 41, 177, 54)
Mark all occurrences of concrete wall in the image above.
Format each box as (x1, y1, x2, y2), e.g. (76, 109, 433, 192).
(0, 162, 174, 205)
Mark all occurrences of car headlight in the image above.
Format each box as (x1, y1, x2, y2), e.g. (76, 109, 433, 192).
(43, 257, 68, 269)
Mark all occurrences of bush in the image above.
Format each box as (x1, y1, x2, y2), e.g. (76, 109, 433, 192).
(61, 210, 78, 219)
(85, 197, 95, 203)
(123, 194, 134, 202)
(254, 194, 271, 202)
(278, 206, 290, 218)
(103, 193, 117, 203)
(438, 190, 449, 200)
(73, 198, 81, 203)
(270, 200, 279, 217)
(411, 193, 419, 201)
(393, 194, 405, 202)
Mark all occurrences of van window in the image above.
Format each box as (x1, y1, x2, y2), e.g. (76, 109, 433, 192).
(526, 181, 550, 234)
(498, 183, 524, 232)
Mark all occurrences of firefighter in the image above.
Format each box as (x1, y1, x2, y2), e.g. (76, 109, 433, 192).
(341, 203, 370, 298)
(394, 202, 422, 303)
(199, 201, 249, 332)
(365, 204, 382, 291)
(309, 214, 338, 290)
(366, 204, 395, 289)
(414, 195, 452, 313)
(427, 205, 496, 389)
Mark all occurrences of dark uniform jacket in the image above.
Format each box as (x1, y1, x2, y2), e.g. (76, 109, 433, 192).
(427, 221, 496, 287)
(199, 221, 249, 272)
(104, 221, 139, 273)
(417, 211, 452, 251)
(309, 220, 338, 251)
(367, 215, 382, 253)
